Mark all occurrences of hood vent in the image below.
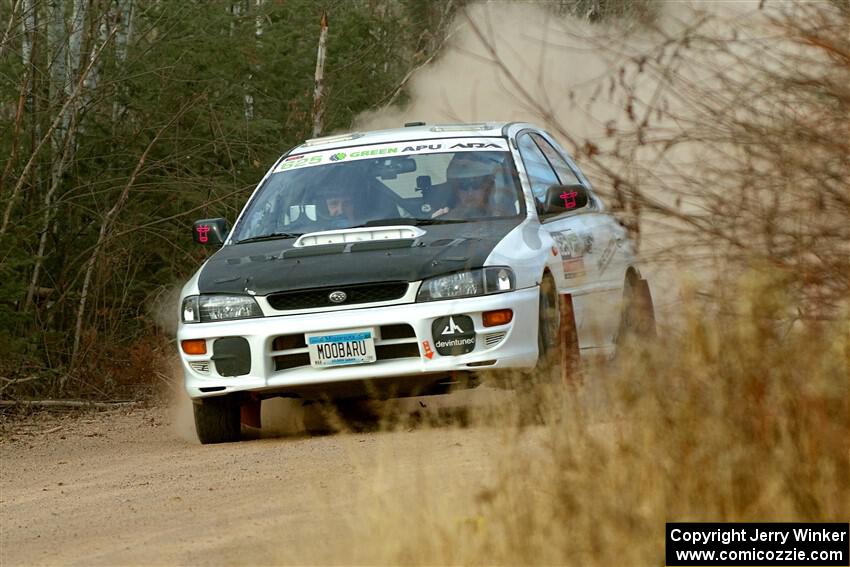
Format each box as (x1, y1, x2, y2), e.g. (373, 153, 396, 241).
(293, 225, 426, 248)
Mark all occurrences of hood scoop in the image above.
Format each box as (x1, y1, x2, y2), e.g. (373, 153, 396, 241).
(293, 225, 426, 248)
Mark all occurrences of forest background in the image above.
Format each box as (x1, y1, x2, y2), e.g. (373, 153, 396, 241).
(0, 0, 473, 398)
(0, 0, 846, 403)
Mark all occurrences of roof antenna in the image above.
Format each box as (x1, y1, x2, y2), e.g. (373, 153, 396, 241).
(404, 121, 426, 127)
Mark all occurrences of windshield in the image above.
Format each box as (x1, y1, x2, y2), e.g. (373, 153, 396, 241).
(230, 137, 524, 243)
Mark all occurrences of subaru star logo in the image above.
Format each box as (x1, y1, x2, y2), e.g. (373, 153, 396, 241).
(328, 291, 347, 303)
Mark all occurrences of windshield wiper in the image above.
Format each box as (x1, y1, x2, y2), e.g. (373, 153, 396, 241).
(235, 232, 302, 244)
(354, 217, 466, 228)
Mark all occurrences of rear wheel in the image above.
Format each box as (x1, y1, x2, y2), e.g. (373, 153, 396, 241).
(193, 395, 241, 444)
(616, 274, 656, 350)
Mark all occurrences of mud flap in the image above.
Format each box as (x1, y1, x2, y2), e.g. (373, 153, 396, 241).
(240, 397, 262, 429)
(559, 293, 581, 385)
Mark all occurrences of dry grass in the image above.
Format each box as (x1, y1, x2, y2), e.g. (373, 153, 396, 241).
(340, 4, 850, 559)
(338, 271, 848, 566)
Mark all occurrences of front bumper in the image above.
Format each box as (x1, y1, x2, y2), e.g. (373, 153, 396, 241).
(177, 287, 540, 399)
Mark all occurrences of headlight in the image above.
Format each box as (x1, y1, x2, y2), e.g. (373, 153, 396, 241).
(181, 295, 263, 323)
(417, 267, 515, 301)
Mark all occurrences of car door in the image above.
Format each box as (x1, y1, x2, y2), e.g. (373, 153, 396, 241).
(515, 130, 624, 351)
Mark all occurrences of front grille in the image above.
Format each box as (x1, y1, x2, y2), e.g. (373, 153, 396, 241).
(275, 352, 311, 370)
(272, 323, 418, 372)
(267, 282, 409, 311)
(375, 343, 420, 360)
(272, 334, 306, 351)
(379, 323, 417, 340)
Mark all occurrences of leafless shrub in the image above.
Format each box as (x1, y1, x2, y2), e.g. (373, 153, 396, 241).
(357, 1, 848, 318)
(330, 3, 850, 565)
(353, 274, 849, 566)
(461, 1, 849, 317)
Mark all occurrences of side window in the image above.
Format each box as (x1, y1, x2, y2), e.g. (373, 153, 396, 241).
(530, 133, 581, 185)
(517, 134, 559, 206)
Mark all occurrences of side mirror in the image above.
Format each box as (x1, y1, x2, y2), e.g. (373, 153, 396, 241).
(193, 218, 229, 245)
(541, 184, 590, 218)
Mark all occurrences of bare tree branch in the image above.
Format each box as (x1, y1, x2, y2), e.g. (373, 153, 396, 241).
(0, 20, 119, 236)
(70, 98, 198, 370)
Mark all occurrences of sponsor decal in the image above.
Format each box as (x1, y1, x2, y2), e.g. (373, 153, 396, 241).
(401, 143, 442, 152)
(422, 340, 434, 359)
(563, 257, 586, 280)
(349, 147, 398, 158)
(401, 144, 443, 153)
(431, 315, 475, 356)
(450, 142, 501, 149)
(552, 230, 592, 282)
(274, 138, 510, 173)
(552, 231, 593, 258)
(278, 155, 323, 171)
(596, 237, 620, 275)
(442, 317, 466, 335)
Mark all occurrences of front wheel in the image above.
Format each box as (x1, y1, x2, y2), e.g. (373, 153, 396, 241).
(535, 274, 561, 378)
(516, 275, 563, 424)
(193, 395, 241, 444)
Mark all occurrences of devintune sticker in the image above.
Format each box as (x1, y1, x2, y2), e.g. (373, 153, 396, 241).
(431, 315, 475, 356)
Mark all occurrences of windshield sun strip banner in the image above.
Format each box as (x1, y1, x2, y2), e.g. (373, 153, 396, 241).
(276, 137, 511, 173)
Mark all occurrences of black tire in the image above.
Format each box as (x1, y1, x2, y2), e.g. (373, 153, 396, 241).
(516, 274, 562, 424)
(616, 275, 656, 350)
(193, 395, 241, 444)
(534, 274, 561, 379)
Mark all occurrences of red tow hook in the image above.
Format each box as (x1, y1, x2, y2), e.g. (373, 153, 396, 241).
(240, 395, 262, 429)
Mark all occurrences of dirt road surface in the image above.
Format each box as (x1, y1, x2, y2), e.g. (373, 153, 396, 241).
(1, 390, 536, 566)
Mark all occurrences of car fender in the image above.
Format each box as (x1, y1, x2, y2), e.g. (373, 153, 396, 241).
(484, 217, 563, 290)
(181, 262, 205, 297)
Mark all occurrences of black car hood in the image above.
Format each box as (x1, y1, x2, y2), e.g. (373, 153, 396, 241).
(197, 219, 523, 295)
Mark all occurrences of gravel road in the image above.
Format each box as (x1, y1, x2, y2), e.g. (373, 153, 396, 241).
(1, 390, 523, 566)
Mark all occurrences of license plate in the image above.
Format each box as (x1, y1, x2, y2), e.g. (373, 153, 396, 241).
(306, 328, 377, 368)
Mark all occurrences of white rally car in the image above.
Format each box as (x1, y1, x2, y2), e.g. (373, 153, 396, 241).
(179, 122, 654, 443)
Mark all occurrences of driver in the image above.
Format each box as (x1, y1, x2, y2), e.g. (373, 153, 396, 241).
(317, 185, 358, 227)
(431, 153, 499, 219)
(325, 192, 355, 221)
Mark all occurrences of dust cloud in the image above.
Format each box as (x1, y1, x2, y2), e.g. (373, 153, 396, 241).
(354, 1, 782, 320)
(147, 283, 181, 337)
(146, 280, 318, 436)
(355, 2, 632, 137)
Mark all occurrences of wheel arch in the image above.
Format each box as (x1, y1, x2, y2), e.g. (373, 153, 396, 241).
(624, 265, 642, 286)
